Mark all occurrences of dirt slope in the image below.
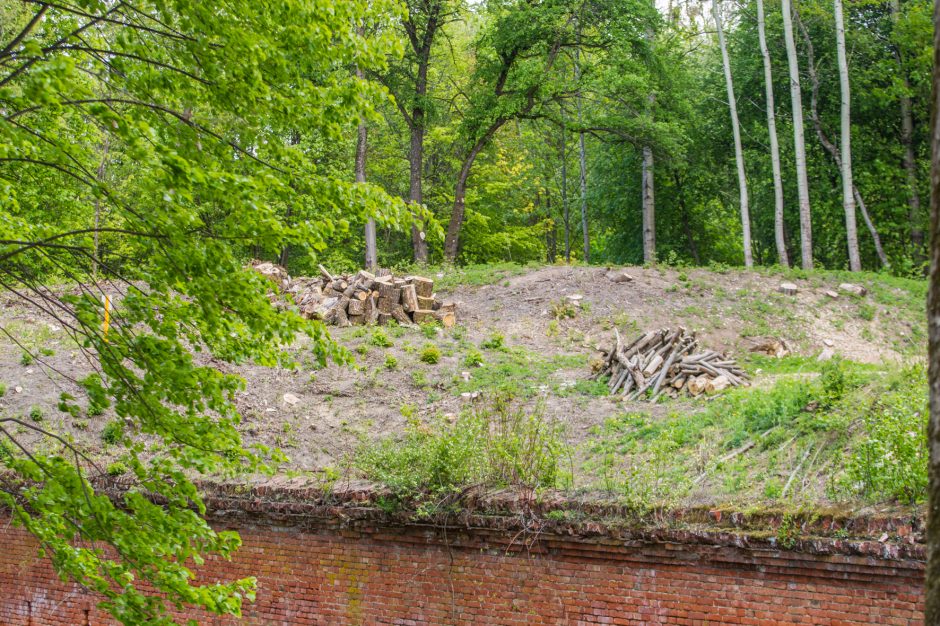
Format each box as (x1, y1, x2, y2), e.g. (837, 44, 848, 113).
(0, 265, 922, 477)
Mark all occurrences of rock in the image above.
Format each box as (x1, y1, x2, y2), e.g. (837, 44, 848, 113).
(778, 282, 799, 296)
(605, 271, 634, 284)
(823, 339, 834, 347)
(565, 294, 584, 303)
(282, 393, 300, 406)
(13, 386, 22, 394)
(749, 338, 790, 358)
(817, 347, 836, 362)
(705, 375, 730, 395)
(823, 290, 839, 299)
(461, 371, 471, 382)
(839, 283, 867, 297)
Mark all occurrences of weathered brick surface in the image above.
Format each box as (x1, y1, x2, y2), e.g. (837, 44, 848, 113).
(0, 512, 924, 625)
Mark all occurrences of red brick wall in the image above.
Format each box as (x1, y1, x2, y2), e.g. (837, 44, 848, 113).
(0, 514, 924, 625)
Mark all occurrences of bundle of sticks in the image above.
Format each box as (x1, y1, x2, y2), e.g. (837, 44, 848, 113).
(593, 327, 749, 402)
(251, 260, 456, 328)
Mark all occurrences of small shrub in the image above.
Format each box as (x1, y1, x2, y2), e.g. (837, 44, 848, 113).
(420, 322, 440, 339)
(20, 352, 33, 366)
(480, 333, 504, 350)
(28, 406, 43, 422)
(384, 354, 398, 370)
(39, 347, 55, 356)
(419, 343, 441, 364)
(355, 343, 369, 356)
(106, 461, 128, 476)
(463, 349, 484, 367)
(0, 383, 5, 397)
(369, 329, 393, 348)
(356, 394, 569, 501)
(101, 420, 124, 446)
(550, 299, 578, 319)
(858, 303, 875, 321)
(72, 419, 89, 431)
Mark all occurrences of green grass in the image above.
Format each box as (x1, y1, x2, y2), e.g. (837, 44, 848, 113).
(408, 262, 538, 291)
(582, 358, 924, 507)
(454, 346, 585, 397)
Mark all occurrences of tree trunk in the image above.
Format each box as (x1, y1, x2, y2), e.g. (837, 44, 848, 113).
(358, 121, 376, 271)
(561, 116, 571, 262)
(642, 146, 655, 263)
(781, 0, 814, 270)
(713, 0, 753, 268)
(834, 0, 861, 271)
(92, 135, 110, 280)
(409, 114, 428, 264)
(545, 193, 556, 263)
(891, 0, 924, 264)
(279, 130, 301, 268)
(575, 45, 590, 264)
(756, 0, 789, 268)
(925, 0, 940, 616)
(444, 138, 490, 262)
(799, 14, 890, 268)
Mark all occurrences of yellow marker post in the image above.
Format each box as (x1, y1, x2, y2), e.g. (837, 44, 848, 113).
(102, 295, 111, 343)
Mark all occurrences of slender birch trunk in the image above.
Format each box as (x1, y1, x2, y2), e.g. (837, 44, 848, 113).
(642, 146, 656, 263)
(756, 0, 789, 267)
(357, 121, 376, 270)
(575, 43, 590, 263)
(799, 13, 889, 268)
(782, 0, 814, 269)
(834, 0, 861, 271)
(713, 0, 753, 267)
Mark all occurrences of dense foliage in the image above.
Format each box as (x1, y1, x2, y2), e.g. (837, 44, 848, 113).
(0, 0, 408, 623)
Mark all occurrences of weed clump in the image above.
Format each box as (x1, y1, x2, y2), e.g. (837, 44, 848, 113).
(356, 394, 569, 506)
(419, 343, 441, 364)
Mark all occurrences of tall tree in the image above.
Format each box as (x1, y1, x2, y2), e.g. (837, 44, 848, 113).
(0, 1, 407, 623)
(359, 121, 377, 269)
(380, 0, 458, 263)
(642, 144, 656, 263)
(798, 13, 889, 268)
(575, 37, 590, 263)
(713, 0, 753, 267)
(925, 0, 940, 616)
(890, 0, 924, 263)
(442, 0, 573, 262)
(756, 0, 789, 267)
(781, 0, 815, 269)
(833, 0, 861, 271)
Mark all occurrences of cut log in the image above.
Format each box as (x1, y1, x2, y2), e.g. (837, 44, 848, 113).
(417, 295, 435, 310)
(318, 264, 334, 282)
(347, 299, 365, 316)
(605, 271, 634, 283)
(412, 309, 436, 324)
(705, 375, 730, 395)
(377, 297, 397, 315)
(688, 375, 708, 396)
(376, 281, 401, 303)
(349, 314, 365, 325)
(778, 282, 799, 296)
(411, 276, 434, 298)
(401, 284, 419, 313)
(390, 305, 414, 326)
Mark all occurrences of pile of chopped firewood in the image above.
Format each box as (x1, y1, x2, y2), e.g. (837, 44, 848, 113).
(251, 260, 456, 327)
(593, 327, 749, 402)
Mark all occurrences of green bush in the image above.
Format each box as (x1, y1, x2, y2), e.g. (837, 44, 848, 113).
(28, 406, 43, 422)
(419, 343, 441, 364)
(20, 352, 33, 366)
(356, 394, 569, 502)
(843, 368, 927, 504)
(369, 329, 393, 348)
(463, 349, 484, 367)
(101, 420, 124, 446)
(480, 333, 504, 350)
(106, 461, 129, 476)
(384, 354, 398, 370)
(420, 322, 440, 339)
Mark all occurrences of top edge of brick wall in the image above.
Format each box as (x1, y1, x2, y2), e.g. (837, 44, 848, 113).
(92, 478, 921, 564)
